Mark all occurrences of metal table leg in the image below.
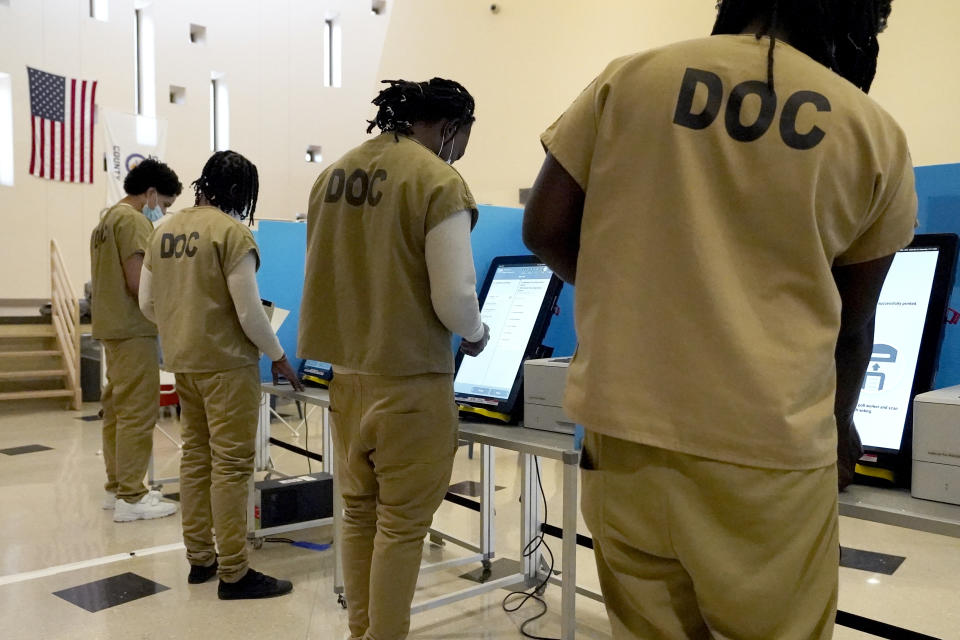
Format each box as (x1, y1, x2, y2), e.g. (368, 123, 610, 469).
(560, 451, 579, 640)
(520, 453, 541, 584)
(480, 444, 495, 573)
(322, 405, 333, 475)
(256, 392, 271, 471)
(324, 406, 345, 603)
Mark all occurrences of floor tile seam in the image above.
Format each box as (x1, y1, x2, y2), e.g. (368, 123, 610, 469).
(0, 542, 185, 587)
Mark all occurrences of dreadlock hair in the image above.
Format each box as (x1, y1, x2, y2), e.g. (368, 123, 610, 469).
(366, 78, 476, 137)
(191, 150, 259, 225)
(712, 0, 893, 93)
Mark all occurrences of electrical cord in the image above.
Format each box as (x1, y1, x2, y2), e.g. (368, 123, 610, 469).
(501, 456, 561, 640)
(264, 536, 331, 552)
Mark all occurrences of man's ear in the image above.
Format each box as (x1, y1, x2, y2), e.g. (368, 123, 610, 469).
(443, 120, 460, 141)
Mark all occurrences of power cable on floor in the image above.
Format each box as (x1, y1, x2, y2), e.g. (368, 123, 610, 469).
(501, 456, 561, 640)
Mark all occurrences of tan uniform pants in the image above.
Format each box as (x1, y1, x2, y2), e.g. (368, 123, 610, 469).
(101, 336, 159, 503)
(330, 372, 459, 640)
(581, 431, 839, 640)
(175, 365, 260, 583)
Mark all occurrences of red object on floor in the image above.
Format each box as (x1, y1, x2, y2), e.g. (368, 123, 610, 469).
(159, 385, 179, 407)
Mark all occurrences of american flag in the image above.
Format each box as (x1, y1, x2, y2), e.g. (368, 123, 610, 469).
(27, 67, 98, 184)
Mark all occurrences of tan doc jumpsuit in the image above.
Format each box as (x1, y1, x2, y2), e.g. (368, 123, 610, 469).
(299, 133, 478, 640)
(543, 35, 917, 639)
(91, 203, 160, 504)
(144, 205, 262, 583)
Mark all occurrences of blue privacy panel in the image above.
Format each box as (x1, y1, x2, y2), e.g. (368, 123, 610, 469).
(915, 163, 960, 388)
(469, 206, 577, 357)
(253, 220, 308, 382)
(253, 206, 578, 382)
(254, 169, 960, 388)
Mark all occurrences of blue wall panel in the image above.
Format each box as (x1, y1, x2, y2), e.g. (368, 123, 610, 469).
(468, 206, 577, 358)
(915, 164, 960, 388)
(252, 220, 307, 383)
(254, 167, 960, 388)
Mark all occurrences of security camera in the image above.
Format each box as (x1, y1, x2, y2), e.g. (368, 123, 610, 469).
(490, 4, 501, 14)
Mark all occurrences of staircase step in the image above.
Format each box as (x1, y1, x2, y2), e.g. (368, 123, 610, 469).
(0, 350, 62, 358)
(0, 389, 74, 401)
(0, 315, 49, 325)
(0, 369, 68, 380)
(0, 325, 56, 339)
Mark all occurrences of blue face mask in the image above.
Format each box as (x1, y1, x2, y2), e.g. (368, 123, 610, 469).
(142, 194, 163, 222)
(143, 205, 163, 222)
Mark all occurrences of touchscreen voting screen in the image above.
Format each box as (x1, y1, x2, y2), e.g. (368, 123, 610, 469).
(855, 239, 953, 452)
(454, 258, 561, 415)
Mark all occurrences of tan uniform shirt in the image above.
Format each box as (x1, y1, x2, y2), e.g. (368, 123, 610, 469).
(543, 35, 918, 470)
(144, 206, 260, 373)
(90, 203, 158, 340)
(298, 133, 478, 376)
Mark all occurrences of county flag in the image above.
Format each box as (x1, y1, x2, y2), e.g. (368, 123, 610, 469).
(27, 66, 98, 184)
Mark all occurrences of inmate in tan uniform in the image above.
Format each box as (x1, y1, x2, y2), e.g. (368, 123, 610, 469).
(145, 205, 260, 583)
(299, 133, 477, 640)
(90, 203, 159, 503)
(543, 35, 917, 639)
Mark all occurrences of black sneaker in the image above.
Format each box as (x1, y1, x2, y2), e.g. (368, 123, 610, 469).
(217, 569, 293, 600)
(188, 559, 218, 584)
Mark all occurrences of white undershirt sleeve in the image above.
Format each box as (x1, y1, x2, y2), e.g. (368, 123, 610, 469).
(226, 251, 285, 362)
(138, 265, 156, 323)
(425, 210, 485, 342)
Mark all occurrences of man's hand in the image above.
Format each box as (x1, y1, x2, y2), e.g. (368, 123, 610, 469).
(837, 418, 863, 491)
(272, 354, 304, 391)
(460, 323, 490, 357)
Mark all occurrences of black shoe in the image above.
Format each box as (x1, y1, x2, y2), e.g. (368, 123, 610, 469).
(217, 569, 293, 600)
(188, 559, 219, 584)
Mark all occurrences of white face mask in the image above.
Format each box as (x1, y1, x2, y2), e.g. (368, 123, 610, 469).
(437, 127, 458, 165)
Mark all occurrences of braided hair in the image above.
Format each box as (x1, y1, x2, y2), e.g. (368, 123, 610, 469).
(366, 78, 476, 137)
(192, 150, 259, 225)
(712, 0, 893, 93)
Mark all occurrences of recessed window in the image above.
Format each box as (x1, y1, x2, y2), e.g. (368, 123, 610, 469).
(305, 145, 323, 163)
(371, 0, 386, 15)
(323, 17, 342, 88)
(189, 23, 207, 44)
(134, 6, 156, 118)
(169, 85, 186, 105)
(0, 73, 14, 186)
(90, 0, 108, 20)
(210, 73, 229, 151)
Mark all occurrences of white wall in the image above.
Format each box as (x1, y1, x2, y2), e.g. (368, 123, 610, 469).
(0, 0, 392, 299)
(377, 0, 960, 206)
(4, 1, 960, 300)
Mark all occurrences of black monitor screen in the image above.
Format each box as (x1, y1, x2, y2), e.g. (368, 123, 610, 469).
(454, 257, 561, 418)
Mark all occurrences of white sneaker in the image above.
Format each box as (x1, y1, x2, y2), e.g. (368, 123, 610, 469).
(113, 490, 178, 522)
(103, 491, 116, 510)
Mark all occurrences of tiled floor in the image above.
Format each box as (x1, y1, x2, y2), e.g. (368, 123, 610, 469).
(1, 399, 958, 639)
